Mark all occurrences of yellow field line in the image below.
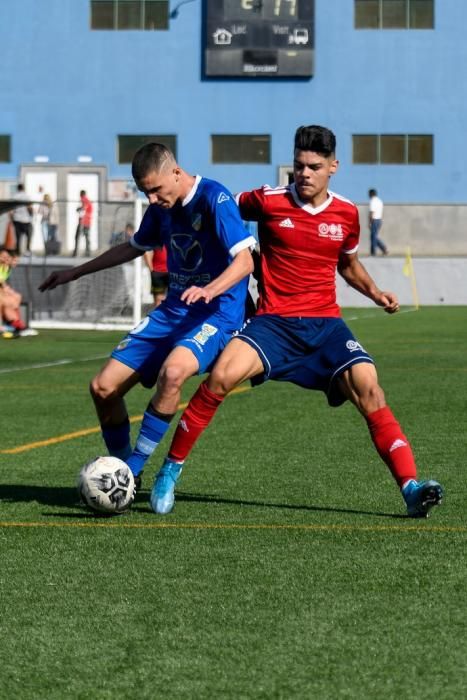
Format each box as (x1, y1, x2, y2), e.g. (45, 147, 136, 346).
(0, 386, 250, 455)
(0, 520, 465, 533)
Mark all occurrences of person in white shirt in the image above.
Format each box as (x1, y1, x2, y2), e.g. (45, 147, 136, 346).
(11, 184, 33, 255)
(368, 188, 388, 256)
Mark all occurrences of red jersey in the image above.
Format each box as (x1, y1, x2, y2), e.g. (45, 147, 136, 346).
(237, 184, 360, 318)
(151, 245, 168, 273)
(79, 196, 93, 228)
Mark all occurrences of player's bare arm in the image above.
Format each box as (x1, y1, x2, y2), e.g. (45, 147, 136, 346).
(181, 247, 254, 305)
(337, 252, 399, 314)
(38, 241, 141, 291)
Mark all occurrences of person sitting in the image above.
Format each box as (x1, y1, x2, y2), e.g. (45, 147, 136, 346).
(0, 247, 27, 337)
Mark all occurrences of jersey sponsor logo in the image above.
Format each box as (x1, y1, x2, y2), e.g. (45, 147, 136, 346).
(171, 234, 203, 271)
(278, 218, 294, 228)
(318, 223, 344, 241)
(346, 339, 367, 353)
(217, 192, 230, 204)
(169, 271, 211, 291)
(192, 213, 202, 231)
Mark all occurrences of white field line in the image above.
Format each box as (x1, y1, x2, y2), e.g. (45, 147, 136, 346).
(0, 354, 108, 375)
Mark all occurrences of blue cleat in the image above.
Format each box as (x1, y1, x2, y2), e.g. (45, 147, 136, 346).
(150, 459, 183, 514)
(402, 479, 444, 518)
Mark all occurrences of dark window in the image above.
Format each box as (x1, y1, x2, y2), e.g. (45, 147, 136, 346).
(355, 0, 434, 29)
(211, 135, 271, 164)
(117, 134, 177, 163)
(0, 135, 11, 163)
(352, 134, 433, 164)
(353, 134, 378, 164)
(91, 0, 168, 30)
(408, 134, 433, 163)
(380, 134, 405, 163)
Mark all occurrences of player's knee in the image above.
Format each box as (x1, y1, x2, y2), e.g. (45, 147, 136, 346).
(158, 363, 187, 393)
(89, 374, 117, 402)
(359, 383, 386, 414)
(208, 365, 237, 396)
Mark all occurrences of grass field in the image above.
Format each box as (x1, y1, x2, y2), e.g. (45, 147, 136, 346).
(1, 306, 466, 699)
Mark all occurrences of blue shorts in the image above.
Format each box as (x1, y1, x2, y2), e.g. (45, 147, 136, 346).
(236, 315, 374, 407)
(111, 306, 233, 388)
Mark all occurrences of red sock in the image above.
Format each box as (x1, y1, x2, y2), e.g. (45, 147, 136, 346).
(169, 381, 225, 462)
(10, 318, 26, 331)
(366, 406, 417, 488)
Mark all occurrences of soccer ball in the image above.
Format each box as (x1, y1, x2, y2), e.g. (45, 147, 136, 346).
(78, 456, 135, 514)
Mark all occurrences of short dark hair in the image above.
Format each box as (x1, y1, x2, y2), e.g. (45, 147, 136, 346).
(368, 188, 377, 197)
(132, 143, 176, 181)
(294, 125, 336, 157)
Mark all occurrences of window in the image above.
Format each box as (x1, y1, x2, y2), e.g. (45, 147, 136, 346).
(355, 0, 434, 29)
(0, 135, 11, 163)
(353, 134, 433, 164)
(91, 0, 168, 30)
(211, 136, 270, 164)
(117, 134, 177, 163)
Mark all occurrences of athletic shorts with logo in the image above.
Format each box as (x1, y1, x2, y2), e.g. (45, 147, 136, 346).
(236, 315, 374, 406)
(111, 305, 233, 388)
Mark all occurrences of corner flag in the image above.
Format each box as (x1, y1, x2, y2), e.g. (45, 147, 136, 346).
(402, 247, 419, 310)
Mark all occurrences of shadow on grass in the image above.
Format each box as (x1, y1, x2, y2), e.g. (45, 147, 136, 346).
(0, 484, 406, 519)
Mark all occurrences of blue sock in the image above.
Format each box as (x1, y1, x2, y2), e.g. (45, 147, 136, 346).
(126, 411, 171, 476)
(102, 419, 132, 461)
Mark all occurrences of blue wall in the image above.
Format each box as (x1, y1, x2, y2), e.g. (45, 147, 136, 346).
(0, 0, 466, 202)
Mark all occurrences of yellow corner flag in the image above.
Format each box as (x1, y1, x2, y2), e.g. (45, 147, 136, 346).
(402, 247, 419, 310)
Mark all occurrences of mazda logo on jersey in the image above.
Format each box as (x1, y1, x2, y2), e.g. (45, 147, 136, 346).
(171, 234, 203, 271)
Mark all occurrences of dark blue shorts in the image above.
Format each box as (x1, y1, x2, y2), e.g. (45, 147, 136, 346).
(111, 306, 232, 388)
(236, 315, 374, 406)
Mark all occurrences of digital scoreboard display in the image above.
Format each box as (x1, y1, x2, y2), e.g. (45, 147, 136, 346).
(204, 0, 314, 78)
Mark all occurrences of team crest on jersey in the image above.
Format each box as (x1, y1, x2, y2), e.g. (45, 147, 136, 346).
(217, 192, 230, 204)
(318, 223, 344, 241)
(115, 338, 131, 351)
(192, 213, 202, 231)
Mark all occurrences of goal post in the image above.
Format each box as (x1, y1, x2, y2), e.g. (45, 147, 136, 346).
(26, 196, 150, 331)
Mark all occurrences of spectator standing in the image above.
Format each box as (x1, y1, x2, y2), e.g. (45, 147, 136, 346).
(144, 244, 168, 307)
(73, 190, 93, 257)
(11, 184, 33, 255)
(368, 188, 388, 256)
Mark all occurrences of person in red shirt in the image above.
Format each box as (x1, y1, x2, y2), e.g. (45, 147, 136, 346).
(151, 124, 444, 519)
(144, 244, 168, 307)
(73, 190, 93, 257)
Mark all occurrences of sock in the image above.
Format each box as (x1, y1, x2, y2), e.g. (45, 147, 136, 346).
(102, 418, 132, 462)
(126, 409, 172, 476)
(366, 406, 417, 488)
(168, 381, 225, 462)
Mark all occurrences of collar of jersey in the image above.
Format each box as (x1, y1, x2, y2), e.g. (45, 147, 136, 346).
(182, 175, 202, 207)
(290, 184, 333, 215)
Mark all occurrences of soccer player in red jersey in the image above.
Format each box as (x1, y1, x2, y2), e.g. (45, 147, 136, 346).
(151, 125, 443, 518)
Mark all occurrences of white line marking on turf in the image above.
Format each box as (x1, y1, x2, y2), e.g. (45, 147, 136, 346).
(0, 354, 108, 374)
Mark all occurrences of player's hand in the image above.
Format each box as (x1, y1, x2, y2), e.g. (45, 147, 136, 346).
(38, 269, 76, 292)
(180, 286, 213, 305)
(376, 291, 400, 314)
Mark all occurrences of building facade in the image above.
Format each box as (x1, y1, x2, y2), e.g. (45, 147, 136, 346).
(0, 0, 466, 254)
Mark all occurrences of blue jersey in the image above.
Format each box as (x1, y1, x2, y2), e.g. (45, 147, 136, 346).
(131, 176, 255, 330)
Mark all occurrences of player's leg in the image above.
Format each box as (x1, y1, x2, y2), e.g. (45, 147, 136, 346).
(337, 362, 443, 517)
(90, 357, 141, 461)
(151, 338, 264, 514)
(126, 345, 200, 481)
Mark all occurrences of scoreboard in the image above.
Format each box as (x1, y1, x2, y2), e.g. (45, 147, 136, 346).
(204, 0, 314, 78)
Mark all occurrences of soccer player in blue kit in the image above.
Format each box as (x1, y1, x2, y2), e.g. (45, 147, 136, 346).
(39, 143, 255, 489)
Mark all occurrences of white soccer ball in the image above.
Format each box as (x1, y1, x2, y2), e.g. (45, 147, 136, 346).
(78, 456, 135, 514)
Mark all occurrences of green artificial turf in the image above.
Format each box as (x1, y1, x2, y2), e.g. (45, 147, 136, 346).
(0, 308, 466, 699)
